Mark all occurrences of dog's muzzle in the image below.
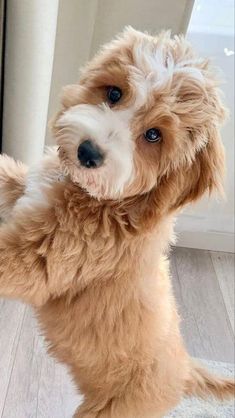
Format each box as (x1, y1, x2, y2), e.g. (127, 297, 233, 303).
(77, 140, 104, 169)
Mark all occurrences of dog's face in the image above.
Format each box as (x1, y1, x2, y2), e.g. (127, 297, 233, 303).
(54, 27, 226, 210)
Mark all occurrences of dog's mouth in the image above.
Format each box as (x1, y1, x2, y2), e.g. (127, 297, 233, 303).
(77, 168, 112, 200)
(58, 144, 108, 199)
(75, 139, 123, 199)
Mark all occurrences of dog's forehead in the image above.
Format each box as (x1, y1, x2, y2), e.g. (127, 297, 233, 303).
(119, 36, 205, 108)
(127, 40, 174, 107)
(133, 38, 168, 73)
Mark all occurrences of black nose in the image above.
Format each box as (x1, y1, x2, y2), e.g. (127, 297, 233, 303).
(77, 140, 104, 168)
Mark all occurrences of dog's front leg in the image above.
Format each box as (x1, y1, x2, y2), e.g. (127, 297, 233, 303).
(0, 154, 28, 220)
(0, 206, 57, 306)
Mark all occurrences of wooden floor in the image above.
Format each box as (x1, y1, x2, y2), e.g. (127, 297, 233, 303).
(0, 247, 234, 417)
(171, 248, 234, 362)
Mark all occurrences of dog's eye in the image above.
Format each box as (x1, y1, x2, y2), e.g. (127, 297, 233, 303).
(144, 128, 162, 143)
(107, 86, 122, 104)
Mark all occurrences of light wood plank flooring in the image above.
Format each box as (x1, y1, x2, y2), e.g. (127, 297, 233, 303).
(0, 247, 234, 417)
(171, 248, 234, 363)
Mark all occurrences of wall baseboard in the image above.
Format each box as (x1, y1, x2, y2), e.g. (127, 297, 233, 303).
(175, 231, 234, 253)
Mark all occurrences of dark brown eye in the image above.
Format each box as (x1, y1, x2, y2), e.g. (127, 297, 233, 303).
(107, 86, 122, 104)
(144, 128, 162, 143)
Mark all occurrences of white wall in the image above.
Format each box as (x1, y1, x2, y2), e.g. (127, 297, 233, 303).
(176, 0, 234, 252)
(89, 0, 194, 55)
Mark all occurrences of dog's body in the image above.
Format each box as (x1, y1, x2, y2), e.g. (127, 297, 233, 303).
(0, 28, 234, 417)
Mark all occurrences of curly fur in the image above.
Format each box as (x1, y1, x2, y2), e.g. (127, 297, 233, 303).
(0, 28, 234, 417)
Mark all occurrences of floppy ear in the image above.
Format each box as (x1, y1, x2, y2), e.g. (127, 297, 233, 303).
(171, 123, 225, 209)
(169, 52, 228, 210)
(61, 84, 82, 108)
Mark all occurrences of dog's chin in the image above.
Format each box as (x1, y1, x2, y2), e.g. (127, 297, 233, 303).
(70, 167, 124, 201)
(78, 177, 110, 201)
(59, 148, 134, 201)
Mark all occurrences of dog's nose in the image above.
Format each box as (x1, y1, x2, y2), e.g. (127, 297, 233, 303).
(77, 140, 104, 168)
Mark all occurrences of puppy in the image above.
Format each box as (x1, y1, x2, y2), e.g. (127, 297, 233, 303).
(0, 27, 234, 418)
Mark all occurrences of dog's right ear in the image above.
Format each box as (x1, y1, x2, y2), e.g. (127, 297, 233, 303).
(61, 84, 81, 108)
(49, 84, 82, 135)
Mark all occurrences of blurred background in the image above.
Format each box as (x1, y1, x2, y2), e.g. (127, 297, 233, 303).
(0, 0, 234, 253)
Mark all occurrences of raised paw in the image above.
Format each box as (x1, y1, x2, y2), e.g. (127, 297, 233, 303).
(0, 154, 27, 220)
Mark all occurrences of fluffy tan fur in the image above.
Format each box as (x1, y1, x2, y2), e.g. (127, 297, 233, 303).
(0, 28, 234, 417)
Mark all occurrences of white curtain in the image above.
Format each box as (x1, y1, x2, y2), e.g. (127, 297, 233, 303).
(2, 0, 59, 164)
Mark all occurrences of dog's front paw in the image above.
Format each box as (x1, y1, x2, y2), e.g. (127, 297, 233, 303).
(0, 155, 27, 220)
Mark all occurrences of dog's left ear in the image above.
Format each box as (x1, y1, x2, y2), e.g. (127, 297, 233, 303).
(169, 58, 228, 210)
(171, 123, 225, 209)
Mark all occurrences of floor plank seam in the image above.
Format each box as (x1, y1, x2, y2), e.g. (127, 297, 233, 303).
(1, 306, 26, 418)
(209, 252, 235, 339)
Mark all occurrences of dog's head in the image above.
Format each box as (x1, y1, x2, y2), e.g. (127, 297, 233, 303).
(53, 27, 226, 215)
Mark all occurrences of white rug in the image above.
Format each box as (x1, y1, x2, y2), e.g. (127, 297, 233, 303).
(166, 360, 234, 418)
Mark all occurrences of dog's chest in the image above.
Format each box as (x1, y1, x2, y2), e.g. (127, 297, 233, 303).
(37, 283, 151, 374)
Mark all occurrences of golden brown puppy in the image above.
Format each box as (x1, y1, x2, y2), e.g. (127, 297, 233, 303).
(0, 28, 234, 417)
